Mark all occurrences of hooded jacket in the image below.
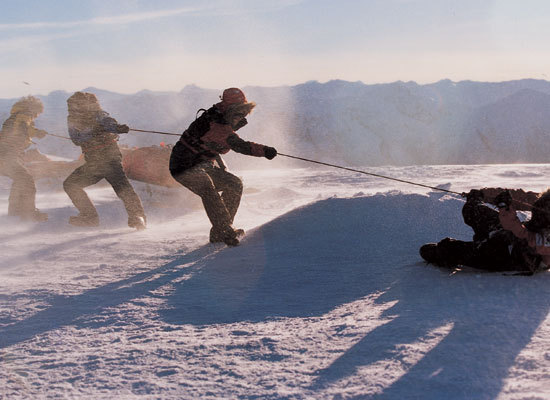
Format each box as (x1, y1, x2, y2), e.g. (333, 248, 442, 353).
(0, 113, 45, 157)
(68, 110, 127, 162)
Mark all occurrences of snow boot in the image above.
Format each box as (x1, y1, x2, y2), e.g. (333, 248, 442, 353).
(419, 243, 441, 265)
(69, 213, 99, 227)
(18, 209, 48, 222)
(128, 215, 147, 230)
(209, 227, 243, 246)
(420, 238, 475, 268)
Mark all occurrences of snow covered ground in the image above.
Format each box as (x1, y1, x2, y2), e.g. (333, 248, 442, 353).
(1, 163, 550, 399)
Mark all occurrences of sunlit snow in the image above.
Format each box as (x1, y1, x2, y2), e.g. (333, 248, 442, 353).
(1, 164, 550, 399)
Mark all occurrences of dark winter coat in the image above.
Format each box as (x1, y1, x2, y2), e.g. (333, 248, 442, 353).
(169, 104, 267, 175)
(68, 110, 128, 163)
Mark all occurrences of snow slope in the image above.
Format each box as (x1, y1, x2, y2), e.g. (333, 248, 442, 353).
(1, 165, 550, 399)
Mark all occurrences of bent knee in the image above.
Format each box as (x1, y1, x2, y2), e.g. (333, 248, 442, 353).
(63, 177, 79, 193)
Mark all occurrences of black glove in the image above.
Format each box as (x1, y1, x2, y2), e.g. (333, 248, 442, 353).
(494, 190, 512, 210)
(233, 117, 248, 131)
(117, 124, 130, 133)
(264, 146, 277, 160)
(463, 189, 484, 202)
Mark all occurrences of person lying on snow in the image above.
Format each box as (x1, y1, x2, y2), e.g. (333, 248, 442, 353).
(63, 92, 147, 229)
(0, 96, 49, 222)
(169, 88, 278, 246)
(420, 188, 550, 274)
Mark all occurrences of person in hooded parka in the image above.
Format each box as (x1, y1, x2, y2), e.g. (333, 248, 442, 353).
(0, 96, 49, 221)
(169, 88, 278, 246)
(420, 188, 550, 274)
(63, 92, 146, 229)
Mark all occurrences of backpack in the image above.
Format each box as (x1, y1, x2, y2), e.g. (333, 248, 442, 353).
(169, 106, 226, 173)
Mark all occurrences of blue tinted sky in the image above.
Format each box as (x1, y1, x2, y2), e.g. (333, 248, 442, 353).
(1, 0, 550, 97)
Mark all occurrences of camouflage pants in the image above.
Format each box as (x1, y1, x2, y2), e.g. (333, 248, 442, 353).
(172, 161, 243, 232)
(63, 158, 145, 219)
(0, 156, 37, 216)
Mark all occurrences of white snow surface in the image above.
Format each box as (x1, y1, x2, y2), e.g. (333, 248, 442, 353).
(1, 164, 550, 399)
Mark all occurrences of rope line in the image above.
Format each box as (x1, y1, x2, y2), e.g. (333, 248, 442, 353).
(130, 128, 181, 136)
(46, 127, 182, 140)
(278, 153, 463, 196)
(45, 132, 72, 140)
(45, 127, 543, 212)
(278, 153, 545, 213)
(129, 128, 462, 196)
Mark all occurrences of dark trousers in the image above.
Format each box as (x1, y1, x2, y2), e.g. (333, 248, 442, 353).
(171, 162, 243, 232)
(437, 200, 528, 271)
(63, 158, 145, 219)
(0, 157, 37, 216)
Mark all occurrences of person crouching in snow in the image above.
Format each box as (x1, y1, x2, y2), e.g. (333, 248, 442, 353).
(420, 188, 550, 274)
(0, 96, 49, 222)
(63, 92, 146, 229)
(169, 88, 277, 246)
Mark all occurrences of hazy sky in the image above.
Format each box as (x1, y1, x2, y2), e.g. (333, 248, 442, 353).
(2, 0, 550, 97)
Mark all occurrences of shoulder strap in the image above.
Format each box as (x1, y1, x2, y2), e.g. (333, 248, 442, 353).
(195, 108, 207, 120)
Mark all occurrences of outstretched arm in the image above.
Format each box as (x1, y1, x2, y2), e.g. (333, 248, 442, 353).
(97, 112, 129, 134)
(499, 206, 529, 240)
(226, 133, 276, 159)
(30, 126, 48, 139)
(14, 114, 47, 140)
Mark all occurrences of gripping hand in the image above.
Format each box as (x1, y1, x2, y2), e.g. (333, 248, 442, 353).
(494, 190, 513, 210)
(264, 146, 277, 160)
(117, 124, 130, 134)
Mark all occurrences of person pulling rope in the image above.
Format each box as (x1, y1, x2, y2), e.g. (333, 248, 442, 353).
(47, 126, 544, 213)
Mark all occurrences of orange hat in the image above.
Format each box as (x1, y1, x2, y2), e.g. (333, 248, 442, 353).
(221, 88, 247, 105)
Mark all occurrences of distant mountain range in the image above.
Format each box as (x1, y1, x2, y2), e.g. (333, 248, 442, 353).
(2, 79, 550, 166)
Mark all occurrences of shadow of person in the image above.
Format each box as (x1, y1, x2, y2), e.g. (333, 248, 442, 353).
(159, 193, 469, 326)
(312, 266, 550, 399)
(158, 193, 549, 398)
(3, 191, 540, 400)
(0, 245, 219, 350)
(305, 197, 550, 399)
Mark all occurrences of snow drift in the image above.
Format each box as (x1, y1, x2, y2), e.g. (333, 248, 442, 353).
(1, 175, 549, 398)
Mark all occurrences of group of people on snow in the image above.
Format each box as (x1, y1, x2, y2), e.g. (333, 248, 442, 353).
(0, 88, 277, 246)
(1, 87, 550, 273)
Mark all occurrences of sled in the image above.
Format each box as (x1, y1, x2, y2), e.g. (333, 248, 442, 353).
(23, 149, 84, 180)
(23, 144, 178, 188)
(121, 143, 179, 188)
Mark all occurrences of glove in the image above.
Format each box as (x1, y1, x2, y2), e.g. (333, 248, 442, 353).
(233, 117, 248, 131)
(494, 190, 512, 210)
(33, 129, 48, 139)
(462, 189, 484, 202)
(264, 146, 277, 160)
(117, 124, 130, 134)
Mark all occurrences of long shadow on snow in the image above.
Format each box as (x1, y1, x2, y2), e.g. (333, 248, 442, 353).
(160, 193, 468, 326)
(158, 193, 549, 399)
(312, 262, 550, 399)
(297, 197, 550, 400)
(2, 192, 546, 399)
(0, 245, 220, 349)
